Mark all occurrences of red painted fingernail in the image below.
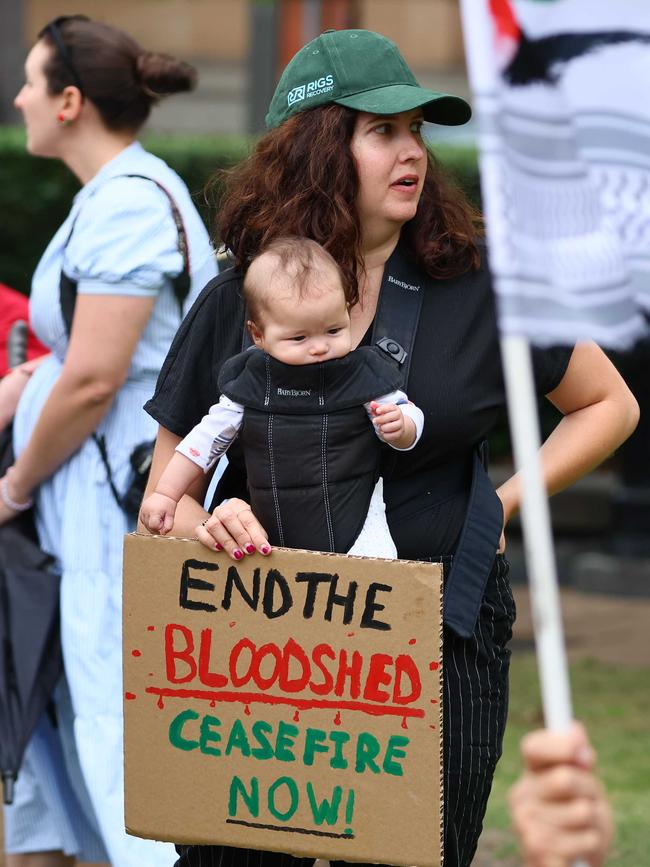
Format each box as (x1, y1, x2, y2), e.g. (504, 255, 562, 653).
(260, 544, 271, 555)
(214, 543, 223, 551)
(245, 543, 255, 554)
(233, 549, 244, 560)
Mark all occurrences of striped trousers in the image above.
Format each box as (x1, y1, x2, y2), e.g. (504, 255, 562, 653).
(174, 555, 515, 867)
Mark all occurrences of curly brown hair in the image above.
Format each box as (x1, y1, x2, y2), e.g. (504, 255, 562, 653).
(215, 104, 480, 307)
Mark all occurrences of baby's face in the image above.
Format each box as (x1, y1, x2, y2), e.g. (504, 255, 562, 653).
(252, 285, 352, 365)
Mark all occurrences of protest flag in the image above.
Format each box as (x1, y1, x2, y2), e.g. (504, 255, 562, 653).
(463, 0, 650, 348)
(458, 0, 650, 753)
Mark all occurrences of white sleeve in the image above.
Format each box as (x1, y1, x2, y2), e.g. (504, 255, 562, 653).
(364, 389, 424, 452)
(175, 395, 244, 472)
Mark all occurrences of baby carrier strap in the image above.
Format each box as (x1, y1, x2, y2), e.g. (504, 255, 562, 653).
(369, 245, 424, 389)
(371, 245, 502, 638)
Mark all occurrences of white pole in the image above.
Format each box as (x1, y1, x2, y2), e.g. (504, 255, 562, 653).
(499, 336, 574, 729)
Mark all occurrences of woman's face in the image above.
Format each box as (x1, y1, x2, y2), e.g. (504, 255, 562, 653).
(14, 41, 62, 158)
(349, 109, 427, 245)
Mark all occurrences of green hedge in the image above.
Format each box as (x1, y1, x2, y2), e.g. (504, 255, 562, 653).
(0, 127, 480, 295)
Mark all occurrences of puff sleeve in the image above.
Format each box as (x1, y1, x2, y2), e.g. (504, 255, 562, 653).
(65, 176, 184, 297)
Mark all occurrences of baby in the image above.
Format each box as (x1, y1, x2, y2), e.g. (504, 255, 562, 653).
(141, 237, 423, 556)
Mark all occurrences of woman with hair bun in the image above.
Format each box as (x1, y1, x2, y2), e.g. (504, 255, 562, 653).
(0, 14, 216, 867)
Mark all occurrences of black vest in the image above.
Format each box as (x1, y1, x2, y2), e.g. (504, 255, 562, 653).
(218, 347, 402, 553)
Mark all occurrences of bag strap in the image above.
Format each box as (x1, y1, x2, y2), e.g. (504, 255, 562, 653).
(58, 173, 191, 512)
(59, 173, 191, 336)
(92, 432, 124, 509)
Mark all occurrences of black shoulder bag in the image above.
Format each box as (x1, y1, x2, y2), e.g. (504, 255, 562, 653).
(59, 174, 191, 517)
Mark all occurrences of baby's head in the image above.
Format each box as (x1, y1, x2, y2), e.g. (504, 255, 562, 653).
(244, 237, 352, 365)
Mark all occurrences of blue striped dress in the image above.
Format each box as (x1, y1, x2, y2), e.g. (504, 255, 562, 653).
(4, 142, 217, 864)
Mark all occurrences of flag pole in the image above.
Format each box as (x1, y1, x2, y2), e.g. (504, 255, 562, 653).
(502, 341, 588, 865)
(499, 336, 574, 730)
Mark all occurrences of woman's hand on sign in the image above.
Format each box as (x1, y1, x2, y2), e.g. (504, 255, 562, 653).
(197, 497, 271, 560)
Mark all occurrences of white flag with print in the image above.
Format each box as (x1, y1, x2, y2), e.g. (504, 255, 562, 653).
(462, 0, 650, 348)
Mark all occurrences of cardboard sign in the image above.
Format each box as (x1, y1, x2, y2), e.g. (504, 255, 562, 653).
(123, 534, 442, 866)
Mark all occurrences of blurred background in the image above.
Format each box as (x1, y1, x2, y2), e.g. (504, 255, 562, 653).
(0, 0, 479, 296)
(0, 0, 470, 134)
(0, 3, 648, 864)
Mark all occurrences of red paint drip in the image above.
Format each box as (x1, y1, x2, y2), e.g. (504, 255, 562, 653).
(125, 692, 136, 700)
(157, 695, 164, 709)
(334, 711, 342, 726)
(148, 672, 154, 677)
(244, 704, 251, 716)
(429, 661, 440, 671)
(131, 649, 142, 657)
(346, 632, 355, 637)
(293, 710, 300, 722)
(146, 625, 155, 632)
(408, 638, 416, 645)
(144, 688, 426, 719)
(401, 716, 408, 730)
(430, 699, 438, 705)
(429, 725, 437, 731)
(210, 699, 216, 708)
(229, 621, 237, 628)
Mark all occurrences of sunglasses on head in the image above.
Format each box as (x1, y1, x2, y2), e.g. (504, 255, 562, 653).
(41, 14, 89, 96)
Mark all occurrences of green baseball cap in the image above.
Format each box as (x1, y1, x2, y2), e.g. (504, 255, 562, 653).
(265, 29, 471, 129)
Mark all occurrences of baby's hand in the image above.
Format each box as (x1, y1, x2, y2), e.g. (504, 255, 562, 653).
(371, 401, 404, 438)
(140, 492, 178, 535)
(370, 401, 416, 449)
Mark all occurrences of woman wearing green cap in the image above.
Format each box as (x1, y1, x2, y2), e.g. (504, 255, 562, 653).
(143, 29, 637, 867)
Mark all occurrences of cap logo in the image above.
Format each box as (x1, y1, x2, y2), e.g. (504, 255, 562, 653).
(287, 74, 335, 107)
(287, 84, 306, 106)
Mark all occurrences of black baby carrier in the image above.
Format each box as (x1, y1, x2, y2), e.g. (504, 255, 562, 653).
(218, 347, 401, 553)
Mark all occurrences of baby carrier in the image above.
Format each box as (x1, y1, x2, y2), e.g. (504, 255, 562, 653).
(218, 346, 401, 553)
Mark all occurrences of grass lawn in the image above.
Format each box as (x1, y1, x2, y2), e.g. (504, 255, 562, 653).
(482, 653, 650, 866)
